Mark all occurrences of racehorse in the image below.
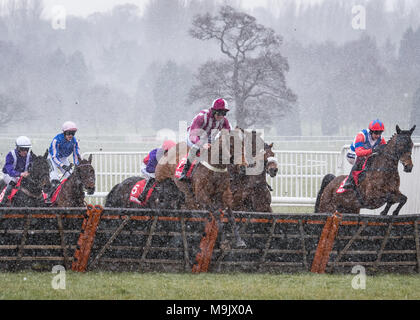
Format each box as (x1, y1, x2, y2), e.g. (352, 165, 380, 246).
(0, 150, 51, 207)
(174, 128, 248, 248)
(230, 130, 278, 212)
(52, 155, 96, 207)
(315, 125, 416, 215)
(105, 176, 183, 209)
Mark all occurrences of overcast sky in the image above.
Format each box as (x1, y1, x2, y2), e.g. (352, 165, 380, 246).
(41, 0, 328, 18)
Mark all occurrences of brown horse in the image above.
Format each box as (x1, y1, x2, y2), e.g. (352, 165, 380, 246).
(53, 155, 96, 207)
(230, 130, 278, 212)
(162, 128, 248, 247)
(105, 177, 184, 209)
(315, 125, 416, 215)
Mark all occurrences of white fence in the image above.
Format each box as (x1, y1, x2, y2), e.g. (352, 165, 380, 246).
(82, 144, 420, 214)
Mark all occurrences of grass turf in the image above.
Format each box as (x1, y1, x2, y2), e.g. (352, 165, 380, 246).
(1, 272, 419, 300)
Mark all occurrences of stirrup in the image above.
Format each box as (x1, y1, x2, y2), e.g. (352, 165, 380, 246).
(178, 168, 189, 181)
(137, 191, 147, 202)
(343, 180, 353, 189)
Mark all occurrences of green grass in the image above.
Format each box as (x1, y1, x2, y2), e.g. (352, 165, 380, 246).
(1, 272, 420, 300)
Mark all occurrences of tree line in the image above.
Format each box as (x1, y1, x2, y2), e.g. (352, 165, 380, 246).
(0, 0, 419, 137)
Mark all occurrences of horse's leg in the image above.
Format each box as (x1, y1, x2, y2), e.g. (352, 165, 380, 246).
(225, 207, 246, 248)
(390, 192, 407, 216)
(221, 188, 246, 248)
(379, 202, 394, 216)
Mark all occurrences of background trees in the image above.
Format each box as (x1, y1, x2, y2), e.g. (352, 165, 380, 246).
(0, 0, 419, 136)
(188, 5, 297, 128)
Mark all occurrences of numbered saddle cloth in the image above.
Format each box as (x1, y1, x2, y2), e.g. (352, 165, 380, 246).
(174, 156, 197, 179)
(129, 179, 156, 206)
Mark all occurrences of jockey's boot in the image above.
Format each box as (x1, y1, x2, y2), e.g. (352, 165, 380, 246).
(0, 182, 15, 206)
(45, 180, 60, 204)
(178, 159, 192, 181)
(138, 178, 155, 202)
(343, 166, 357, 189)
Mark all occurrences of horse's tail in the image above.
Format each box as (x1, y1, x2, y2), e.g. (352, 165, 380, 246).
(105, 183, 121, 207)
(314, 173, 336, 213)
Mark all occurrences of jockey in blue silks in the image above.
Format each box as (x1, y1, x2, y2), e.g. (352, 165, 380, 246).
(0, 136, 33, 205)
(47, 121, 81, 200)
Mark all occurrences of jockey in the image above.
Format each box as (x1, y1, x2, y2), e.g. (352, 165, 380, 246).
(343, 119, 387, 189)
(0, 136, 32, 205)
(137, 140, 177, 202)
(178, 98, 232, 181)
(47, 121, 81, 198)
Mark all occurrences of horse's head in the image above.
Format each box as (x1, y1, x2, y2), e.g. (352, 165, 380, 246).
(75, 154, 96, 195)
(264, 143, 279, 177)
(28, 150, 51, 191)
(386, 125, 416, 172)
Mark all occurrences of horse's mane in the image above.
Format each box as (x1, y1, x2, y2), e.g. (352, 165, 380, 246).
(387, 133, 397, 144)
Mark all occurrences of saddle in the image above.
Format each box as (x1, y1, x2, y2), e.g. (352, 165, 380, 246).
(43, 179, 67, 205)
(0, 178, 22, 204)
(129, 179, 157, 206)
(174, 156, 198, 180)
(336, 158, 369, 194)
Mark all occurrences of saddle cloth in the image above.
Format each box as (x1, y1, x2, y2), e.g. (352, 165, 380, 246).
(174, 156, 197, 179)
(129, 179, 156, 206)
(0, 178, 22, 203)
(336, 158, 368, 194)
(42, 179, 67, 204)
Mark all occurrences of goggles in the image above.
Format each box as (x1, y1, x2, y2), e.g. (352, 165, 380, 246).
(64, 131, 76, 136)
(214, 110, 228, 116)
(371, 131, 383, 135)
(18, 147, 30, 152)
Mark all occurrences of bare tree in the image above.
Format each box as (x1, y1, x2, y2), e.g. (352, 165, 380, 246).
(189, 5, 297, 128)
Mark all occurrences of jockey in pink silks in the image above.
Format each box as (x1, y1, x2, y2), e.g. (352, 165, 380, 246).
(178, 98, 232, 181)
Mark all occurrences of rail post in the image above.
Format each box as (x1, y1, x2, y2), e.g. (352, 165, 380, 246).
(72, 205, 103, 272)
(192, 211, 219, 273)
(311, 211, 342, 273)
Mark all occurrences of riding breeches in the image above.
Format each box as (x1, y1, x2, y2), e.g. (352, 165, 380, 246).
(187, 144, 200, 163)
(141, 167, 155, 180)
(351, 156, 366, 172)
(346, 151, 356, 165)
(3, 174, 19, 186)
(47, 155, 72, 181)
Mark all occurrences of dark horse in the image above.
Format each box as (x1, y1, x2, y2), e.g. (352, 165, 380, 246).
(105, 176, 184, 209)
(230, 130, 278, 212)
(315, 125, 416, 215)
(174, 128, 248, 248)
(0, 150, 51, 207)
(52, 155, 96, 207)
